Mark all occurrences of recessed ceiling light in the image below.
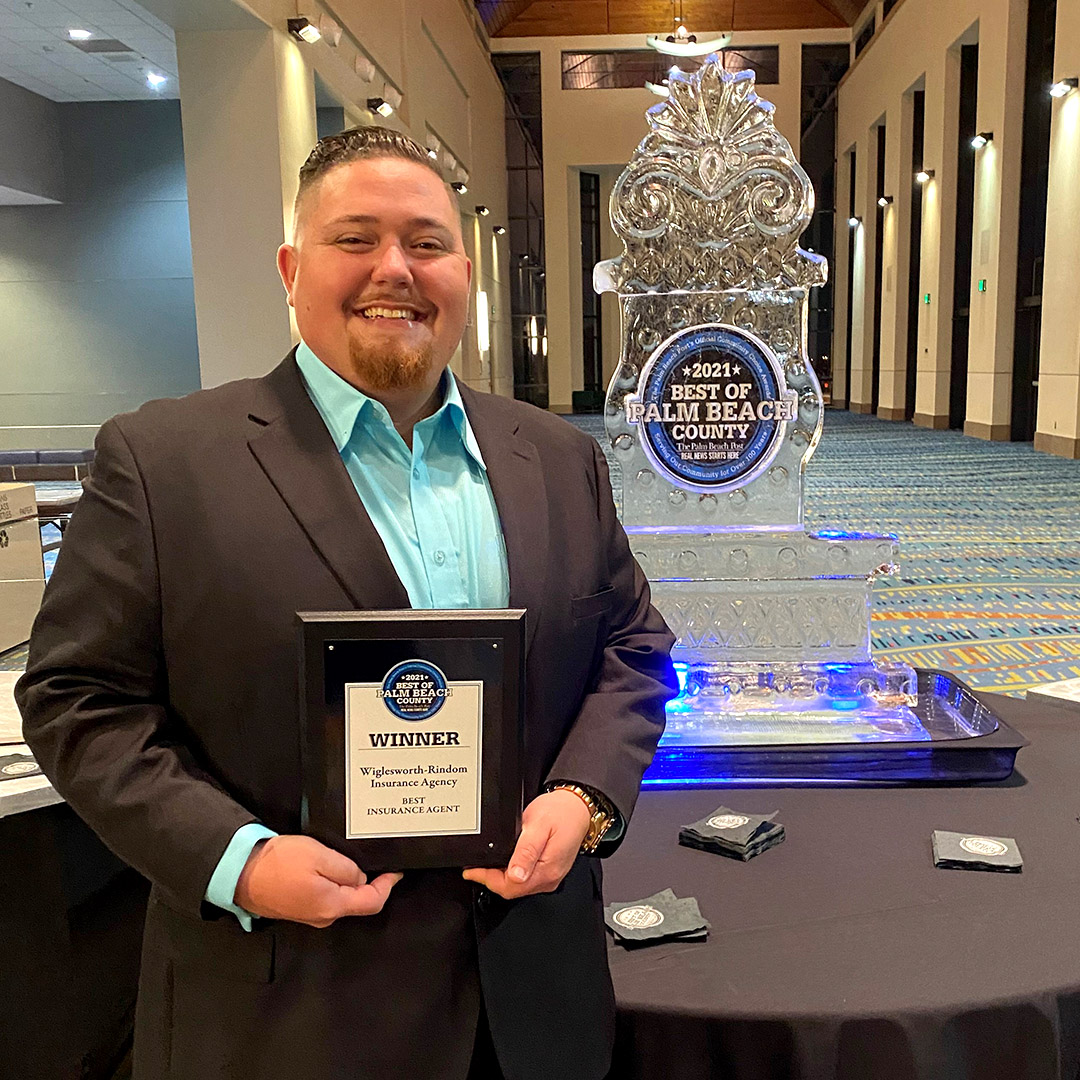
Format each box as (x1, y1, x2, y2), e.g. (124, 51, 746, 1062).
(68, 29, 92, 40)
(1050, 77, 1078, 98)
(146, 72, 167, 88)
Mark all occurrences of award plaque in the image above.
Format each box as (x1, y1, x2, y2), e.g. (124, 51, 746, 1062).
(299, 609, 526, 873)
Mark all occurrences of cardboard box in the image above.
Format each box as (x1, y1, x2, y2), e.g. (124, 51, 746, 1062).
(0, 482, 37, 525)
(0, 514, 45, 652)
(0, 578, 44, 653)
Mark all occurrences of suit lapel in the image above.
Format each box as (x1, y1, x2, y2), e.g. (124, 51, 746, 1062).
(247, 353, 410, 611)
(459, 385, 549, 653)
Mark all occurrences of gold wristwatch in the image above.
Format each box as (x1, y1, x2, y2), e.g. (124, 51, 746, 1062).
(545, 781, 617, 854)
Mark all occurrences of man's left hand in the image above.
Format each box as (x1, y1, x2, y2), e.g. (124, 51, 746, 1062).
(462, 788, 591, 899)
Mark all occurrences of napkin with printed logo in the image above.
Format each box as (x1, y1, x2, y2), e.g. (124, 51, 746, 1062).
(679, 806, 785, 860)
(604, 888, 710, 947)
(932, 830, 1022, 872)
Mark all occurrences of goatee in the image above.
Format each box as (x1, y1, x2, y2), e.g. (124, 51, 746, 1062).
(347, 336, 434, 392)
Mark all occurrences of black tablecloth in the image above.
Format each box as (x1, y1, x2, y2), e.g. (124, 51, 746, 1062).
(604, 695, 1080, 1080)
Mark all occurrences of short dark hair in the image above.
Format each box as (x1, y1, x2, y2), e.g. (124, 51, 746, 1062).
(295, 125, 445, 217)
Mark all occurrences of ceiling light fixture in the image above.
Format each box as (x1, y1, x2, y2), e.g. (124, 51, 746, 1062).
(287, 17, 321, 44)
(367, 97, 393, 118)
(1050, 77, 1078, 98)
(451, 181, 468, 194)
(971, 131, 993, 149)
(915, 169, 934, 183)
(475, 205, 490, 216)
(877, 195, 893, 207)
(68, 29, 92, 40)
(146, 72, 167, 88)
(646, 0, 731, 57)
(848, 216, 861, 228)
(493, 225, 506, 235)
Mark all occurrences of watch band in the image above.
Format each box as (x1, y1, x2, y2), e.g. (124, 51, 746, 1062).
(544, 781, 616, 854)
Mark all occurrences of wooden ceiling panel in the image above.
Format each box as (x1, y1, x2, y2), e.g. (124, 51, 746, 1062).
(500, 0, 611, 37)
(727, 0, 845, 30)
(494, 0, 852, 36)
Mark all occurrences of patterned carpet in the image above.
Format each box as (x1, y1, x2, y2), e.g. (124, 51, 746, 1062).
(3, 411, 1079, 697)
(570, 409, 1080, 697)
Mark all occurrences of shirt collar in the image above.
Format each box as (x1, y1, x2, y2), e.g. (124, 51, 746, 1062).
(294, 340, 487, 470)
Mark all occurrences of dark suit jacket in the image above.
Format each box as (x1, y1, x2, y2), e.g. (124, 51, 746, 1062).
(18, 353, 676, 1080)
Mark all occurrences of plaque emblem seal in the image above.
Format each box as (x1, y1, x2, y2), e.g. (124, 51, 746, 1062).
(625, 324, 796, 492)
(379, 660, 451, 721)
(959, 837, 1008, 857)
(612, 904, 665, 930)
(707, 813, 750, 830)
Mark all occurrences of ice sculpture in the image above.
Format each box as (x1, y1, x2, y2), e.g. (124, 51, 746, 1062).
(596, 59, 925, 757)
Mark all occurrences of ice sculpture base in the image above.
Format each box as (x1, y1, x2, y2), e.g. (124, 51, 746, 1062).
(643, 669, 1025, 785)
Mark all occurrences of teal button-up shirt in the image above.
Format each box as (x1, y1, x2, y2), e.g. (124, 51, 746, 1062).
(206, 342, 510, 927)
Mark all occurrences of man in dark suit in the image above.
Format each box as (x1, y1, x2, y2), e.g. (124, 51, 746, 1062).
(18, 127, 676, 1080)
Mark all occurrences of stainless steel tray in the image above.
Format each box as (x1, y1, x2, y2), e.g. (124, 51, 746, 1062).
(642, 669, 1027, 786)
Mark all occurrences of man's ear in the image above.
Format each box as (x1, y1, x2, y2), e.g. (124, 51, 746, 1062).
(277, 244, 298, 307)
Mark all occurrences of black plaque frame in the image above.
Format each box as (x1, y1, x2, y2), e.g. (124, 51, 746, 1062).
(299, 609, 526, 873)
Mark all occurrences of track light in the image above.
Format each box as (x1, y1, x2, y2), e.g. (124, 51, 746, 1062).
(368, 97, 393, 118)
(877, 195, 893, 208)
(493, 225, 506, 235)
(451, 181, 468, 194)
(971, 131, 993, 149)
(915, 169, 934, 183)
(475, 205, 490, 216)
(848, 216, 861, 228)
(1050, 77, 1078, 98)
(287, 17, 321, 44)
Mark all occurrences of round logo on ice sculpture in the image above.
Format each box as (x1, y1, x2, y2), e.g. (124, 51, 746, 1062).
(959, 837, 1008, 857)
(624, 324, 795, 491)
(379, 660, 451, 721)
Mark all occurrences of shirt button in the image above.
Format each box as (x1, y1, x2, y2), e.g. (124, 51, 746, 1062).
(433, 550, 446, 565)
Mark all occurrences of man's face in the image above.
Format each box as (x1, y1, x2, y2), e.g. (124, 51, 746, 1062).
(278, 156, 471, 394)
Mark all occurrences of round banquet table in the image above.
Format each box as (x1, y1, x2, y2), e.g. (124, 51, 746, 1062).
(603, 693, 1080, 1080)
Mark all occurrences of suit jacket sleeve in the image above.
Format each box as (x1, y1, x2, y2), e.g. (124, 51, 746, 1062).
(16, 417, 256, 916)
(544, 439, 678, 846)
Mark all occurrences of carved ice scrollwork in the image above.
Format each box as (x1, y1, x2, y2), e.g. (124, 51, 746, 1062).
(597, 62, 827, 295)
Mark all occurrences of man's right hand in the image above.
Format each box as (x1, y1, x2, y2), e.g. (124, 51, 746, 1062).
(234, 834, 402, 928)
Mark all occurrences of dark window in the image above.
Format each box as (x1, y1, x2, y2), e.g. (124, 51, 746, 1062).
(493, 53, 548, 408)
(854, 19, 875, 58)
(580, 172, 603, 405)
(800, 43, 849, 395)
(560, 47, 779, 90)
(883, 0, 899, 17)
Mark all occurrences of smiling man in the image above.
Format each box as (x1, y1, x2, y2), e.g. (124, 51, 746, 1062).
(18, 127, 676, 1080)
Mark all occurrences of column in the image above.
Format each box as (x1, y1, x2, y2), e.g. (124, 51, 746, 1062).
(848, 132, 874, 413)
(877, 96, 914, 420)
(1035, 0, 1080, 458)
(963, 0, 1027, 441)
(176, 28, 316, 387)
(914, 44, 959, 429)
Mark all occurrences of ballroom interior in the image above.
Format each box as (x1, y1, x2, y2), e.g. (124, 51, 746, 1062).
(2, 1, 1080, 1077)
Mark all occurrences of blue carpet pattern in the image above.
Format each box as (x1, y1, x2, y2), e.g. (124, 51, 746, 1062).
(4, 413, 1079, 697)
(570, 409, 1080, 697)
